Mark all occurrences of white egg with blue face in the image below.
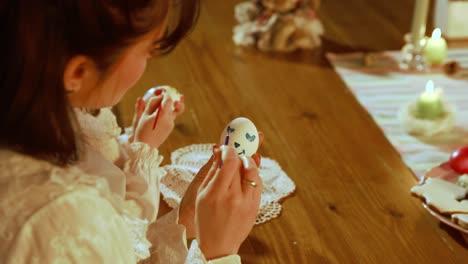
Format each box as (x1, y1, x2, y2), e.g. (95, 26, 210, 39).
(219, 117, 259, 157)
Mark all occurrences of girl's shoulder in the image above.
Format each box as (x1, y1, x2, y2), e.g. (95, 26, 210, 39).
(0, 148, 112, 197)
(0, 149, 151, 262)
(0, 150, 143, 263)
(0, 150, 124, 246)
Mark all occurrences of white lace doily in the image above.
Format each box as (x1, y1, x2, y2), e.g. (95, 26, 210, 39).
(161, 144, 296, 224)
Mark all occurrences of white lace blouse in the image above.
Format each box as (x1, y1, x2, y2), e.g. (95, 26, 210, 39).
(0, 108, 241, 264)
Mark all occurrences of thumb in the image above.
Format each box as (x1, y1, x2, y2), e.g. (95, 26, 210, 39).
(137, 97, 146, 117)
(131, 97, 144, 130)
(196, 145, 220, 180)
(145, 95, 163, 114)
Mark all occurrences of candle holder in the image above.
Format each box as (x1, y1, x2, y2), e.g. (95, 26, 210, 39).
(399, 33, 428, 72)
(399, 99, 456, 138)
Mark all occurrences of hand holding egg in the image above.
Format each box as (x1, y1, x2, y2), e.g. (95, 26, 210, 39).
(219, 117, 259, 158)
(130, 85, 184, 148)
(143, 85, 183, 111)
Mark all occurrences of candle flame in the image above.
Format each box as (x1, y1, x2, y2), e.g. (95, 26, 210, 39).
(425, 80, 435, 94)
(432, 28, 442, 39)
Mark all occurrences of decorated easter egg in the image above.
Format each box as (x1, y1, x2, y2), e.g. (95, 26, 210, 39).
(143, 85, 182, 110)
(219, 117, 259, 157)
(449, 146, 468, 174)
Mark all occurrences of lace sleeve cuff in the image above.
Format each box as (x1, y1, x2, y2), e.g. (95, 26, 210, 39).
(122, 142, 166, 222)
(116, 131, 158, 168)
(146, 208, 241, 263)
(188, 240, 241, 264)
(123, 142, 163, 169)
(145, 208, 188, 263)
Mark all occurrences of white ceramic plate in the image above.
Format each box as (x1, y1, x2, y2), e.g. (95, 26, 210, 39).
(421, 162, 468, 234)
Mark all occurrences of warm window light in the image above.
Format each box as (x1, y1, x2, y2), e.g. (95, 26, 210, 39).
(431, 28, 442, 39)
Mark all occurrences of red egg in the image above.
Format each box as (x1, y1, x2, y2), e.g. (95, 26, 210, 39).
(449, 146, 468, 174)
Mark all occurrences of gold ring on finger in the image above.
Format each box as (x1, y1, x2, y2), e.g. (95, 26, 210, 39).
(242, 179, 257, 187)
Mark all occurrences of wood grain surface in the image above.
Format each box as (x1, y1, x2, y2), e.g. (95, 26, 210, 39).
(118, 0, 468, 262)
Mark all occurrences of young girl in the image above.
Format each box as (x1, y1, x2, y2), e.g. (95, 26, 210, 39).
(0, 1, 263, 263)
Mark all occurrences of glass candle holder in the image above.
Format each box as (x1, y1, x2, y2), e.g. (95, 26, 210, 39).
(399, 33, 428, 72)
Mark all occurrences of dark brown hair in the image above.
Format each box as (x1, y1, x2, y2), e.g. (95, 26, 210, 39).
(0, 0, 199, 166)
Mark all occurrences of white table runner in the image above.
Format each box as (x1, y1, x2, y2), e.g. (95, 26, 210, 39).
(328, 50, 468, 178)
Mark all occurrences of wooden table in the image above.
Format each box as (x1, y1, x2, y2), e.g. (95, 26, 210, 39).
(119, 0, 468, 262)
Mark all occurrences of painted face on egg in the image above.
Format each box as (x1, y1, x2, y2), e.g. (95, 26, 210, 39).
(219, 117, 259, 157)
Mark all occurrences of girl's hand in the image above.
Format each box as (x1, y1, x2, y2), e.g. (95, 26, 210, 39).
(178, 132, 264, 239)
(128, 97, 145, 143)
(132, 89, 184, 149)
(195, 146, 263, 260)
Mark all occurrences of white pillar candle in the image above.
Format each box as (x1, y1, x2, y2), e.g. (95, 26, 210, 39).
(424, 28, 448, 65)
(410, 0, 429, 46)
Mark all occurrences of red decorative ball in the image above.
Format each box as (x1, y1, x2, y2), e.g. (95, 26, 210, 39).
(449, 146, 468, 174)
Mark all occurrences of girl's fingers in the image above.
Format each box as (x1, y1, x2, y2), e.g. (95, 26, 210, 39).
(258, 131, 264, 147)
(134, 97, 140, 113)
(241, 157, 261, 198)
(206, 146, 241, 192)
(134, 97, 145, 128)
(131, 98, 140, 127)
(252, 175, 263, 211)
(199, 147, 222, 191)
(252, 153, 261, 167)
(145, 95, 164, 114)
(228, 156, 246, 194)
(154, 87, 165, 96)
(174, 99, 185, 115)
(130, 97, 145, 142)
(133, 97, 144, 121)
(137, 97, 146, 117)
(162, 96, 173, 113)
(250, 132, 264, 166)
(196, 145, 217, 180)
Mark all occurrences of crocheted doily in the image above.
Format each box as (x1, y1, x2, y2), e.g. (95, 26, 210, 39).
(161, 144, 296, 224)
